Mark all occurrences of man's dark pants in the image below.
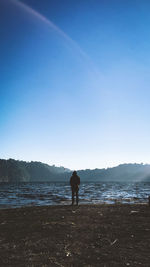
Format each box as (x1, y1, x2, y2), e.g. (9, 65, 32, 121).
(71, 187, 79, 205)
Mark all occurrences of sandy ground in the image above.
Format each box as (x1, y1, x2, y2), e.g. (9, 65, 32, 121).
(0, 204, 150, 267)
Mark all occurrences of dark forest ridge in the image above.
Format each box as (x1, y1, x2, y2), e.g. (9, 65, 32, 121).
(0, 159, 150, 183)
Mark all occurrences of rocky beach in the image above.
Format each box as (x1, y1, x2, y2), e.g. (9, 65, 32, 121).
(0, 204, 150, 266)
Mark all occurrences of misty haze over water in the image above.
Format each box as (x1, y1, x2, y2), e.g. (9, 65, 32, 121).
(0, 182, 150, 209)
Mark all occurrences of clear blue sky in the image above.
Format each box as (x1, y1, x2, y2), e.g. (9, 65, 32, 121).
(1, 0, 150, 170)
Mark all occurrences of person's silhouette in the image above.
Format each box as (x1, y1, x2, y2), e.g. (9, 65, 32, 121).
(70, 171, 80, 205)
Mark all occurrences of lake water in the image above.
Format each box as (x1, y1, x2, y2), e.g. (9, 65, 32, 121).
(0, 182, 150, 209)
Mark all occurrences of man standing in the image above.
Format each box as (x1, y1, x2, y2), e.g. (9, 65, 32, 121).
(70, 171, 80, 206)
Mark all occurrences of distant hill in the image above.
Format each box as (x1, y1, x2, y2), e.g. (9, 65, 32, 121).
(0, 159, 71, 183)
(0, 159, 150, 183)
(78, 163, 150, 182)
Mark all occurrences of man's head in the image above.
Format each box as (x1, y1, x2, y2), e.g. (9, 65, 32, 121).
(73, 171, 77, 176)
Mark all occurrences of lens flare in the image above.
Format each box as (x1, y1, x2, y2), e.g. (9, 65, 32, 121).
(9, 0, 101, 77)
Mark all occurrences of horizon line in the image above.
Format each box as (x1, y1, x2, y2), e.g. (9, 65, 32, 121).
(1, 158, 149, 171)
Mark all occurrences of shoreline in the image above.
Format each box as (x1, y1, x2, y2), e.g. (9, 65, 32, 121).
(0, 204, 150, 266)
(0, 200, 149, 210)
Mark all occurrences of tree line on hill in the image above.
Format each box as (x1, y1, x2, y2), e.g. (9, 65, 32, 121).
(0, 159, 150, 183)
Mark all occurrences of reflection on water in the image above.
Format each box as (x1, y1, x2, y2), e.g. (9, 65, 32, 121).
(0, 182, 150, 209)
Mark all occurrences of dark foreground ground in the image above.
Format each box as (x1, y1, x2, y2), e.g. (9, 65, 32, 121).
(0, 204, 150, 267)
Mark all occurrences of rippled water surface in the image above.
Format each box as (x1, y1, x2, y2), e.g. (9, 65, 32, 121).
(0, 182, 150, 209)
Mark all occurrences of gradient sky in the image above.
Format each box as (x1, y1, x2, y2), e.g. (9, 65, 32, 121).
(1, 0, 150, 170)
